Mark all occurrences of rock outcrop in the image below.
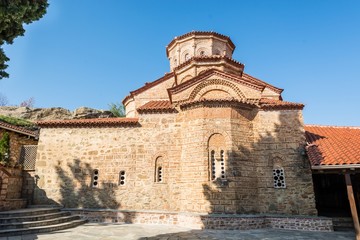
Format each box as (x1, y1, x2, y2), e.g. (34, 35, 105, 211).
(0, 106, 114, 121)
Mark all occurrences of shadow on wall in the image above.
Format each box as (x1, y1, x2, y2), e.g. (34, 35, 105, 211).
(54, 159, 120, 209)
(202, 109, 316, 216)
(34, 159, 120, 209)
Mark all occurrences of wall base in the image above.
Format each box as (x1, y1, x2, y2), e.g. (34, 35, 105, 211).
(64, 208, 333, 232)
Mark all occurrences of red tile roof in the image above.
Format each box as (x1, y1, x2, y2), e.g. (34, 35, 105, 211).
(173, 55, 244, 72)
(37, 118, 139, 128)
(179, 98, 258, 110)
(305, 125, 360, 167)
(168, 69, 267, 99)
(137, 101, 176, 113)
(242, 73, 283, 94)
(0, 121, 38, 138)
(259, 98, 304, 110)
(166, 31, 235, 56)
(122, 72, 174, 105)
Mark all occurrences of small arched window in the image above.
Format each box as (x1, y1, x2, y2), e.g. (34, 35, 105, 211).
(208, 133, 226, 181)
(155, 156, 164, 183)
(184, 53, 190, 61)
(214, 49, 221, 55)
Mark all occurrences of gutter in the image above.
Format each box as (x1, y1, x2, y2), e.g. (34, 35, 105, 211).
(311, 164, 360, 170)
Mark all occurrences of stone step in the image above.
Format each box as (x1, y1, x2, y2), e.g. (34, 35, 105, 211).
(332, 217, 354, 231)
(0, 208, 61, 218)
(27, 205, 63, 209)
(0, 219, 86, 237)
(0, 211, 70, 224)
(0, 215, 80, 230)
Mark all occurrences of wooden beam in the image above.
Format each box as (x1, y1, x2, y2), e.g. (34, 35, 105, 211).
(345, 173, 360, 240)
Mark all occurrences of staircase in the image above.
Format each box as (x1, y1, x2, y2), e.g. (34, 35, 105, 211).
(332, 217, 355, 231)
(0, 208, 86, 237)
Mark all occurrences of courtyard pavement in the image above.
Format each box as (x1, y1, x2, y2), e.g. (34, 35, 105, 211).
(0, 223, 355, 240)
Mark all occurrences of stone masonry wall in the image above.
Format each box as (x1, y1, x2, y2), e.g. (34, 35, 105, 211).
(34, 106, 317, 216)
(252, 110, 317, 215)
(34, 113, 183, 212)
(0, 166, 26, 210)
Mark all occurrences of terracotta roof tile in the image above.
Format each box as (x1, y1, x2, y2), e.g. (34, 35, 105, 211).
(242, 73, 283, 94)
(305, 125, 360, 167)
(37, 118, 139, 128)
(137, 101, 176, 113)
(168, 69, 266, 99)
(0, 121, 38, 138)
(173, 56, 244, 72)
(179, 98, 258, 110)
(259, 98, 304, 110)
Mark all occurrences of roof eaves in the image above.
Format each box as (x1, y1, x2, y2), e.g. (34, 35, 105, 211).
(37, 118, 139, 128)
(122, 73, 174, 104)
(0, 121, 38, 138)
(242, 73, 283, 94)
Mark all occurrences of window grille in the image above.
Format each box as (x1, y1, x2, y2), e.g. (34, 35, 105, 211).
(211, 150, 216, 180)
(92, 169, 99, 187)
(119, 170, 126, 186)
(157, 167, 162, 182)
(273, 168, 286, 188)
(19, 145, 37, 170)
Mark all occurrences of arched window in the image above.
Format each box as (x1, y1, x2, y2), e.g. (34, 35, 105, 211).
(214, 49, 221, 55)
(197, 48, 208, 57)
(184, 53, 190, 61)
(155, 156, 164, 183)
(208, 134, 226, 181)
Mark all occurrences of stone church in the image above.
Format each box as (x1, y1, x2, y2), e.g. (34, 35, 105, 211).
(34, 31, 324, 228)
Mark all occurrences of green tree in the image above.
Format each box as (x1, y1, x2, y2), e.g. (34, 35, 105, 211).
(108, 102, 125, 117)
(0, 132, 10, 164)
(0, 0, 48, 79)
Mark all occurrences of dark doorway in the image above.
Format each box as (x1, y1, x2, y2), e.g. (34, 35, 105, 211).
(312, 173, 356, 217)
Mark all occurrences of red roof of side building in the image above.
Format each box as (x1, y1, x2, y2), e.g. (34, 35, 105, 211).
(37, 118, 139, 128)
(0, 121, 38, 138)
(305, 125, 360, 168)
(137, 100, 176, 113)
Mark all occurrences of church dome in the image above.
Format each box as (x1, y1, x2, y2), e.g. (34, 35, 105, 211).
(166, 31, 236, 71)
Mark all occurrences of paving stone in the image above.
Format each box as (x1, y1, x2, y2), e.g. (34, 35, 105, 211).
(0, 223, 355, 240)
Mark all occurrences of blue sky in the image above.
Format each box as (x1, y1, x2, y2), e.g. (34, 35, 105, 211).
(0, 0, 359, 126)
